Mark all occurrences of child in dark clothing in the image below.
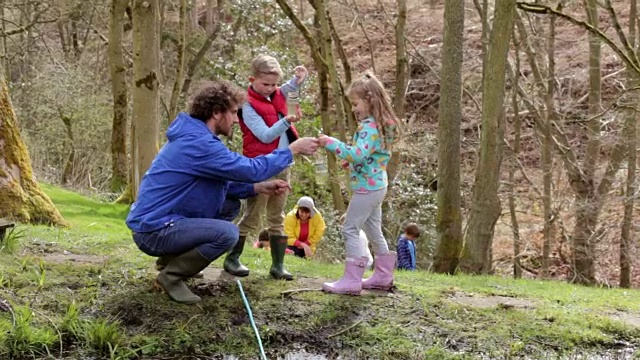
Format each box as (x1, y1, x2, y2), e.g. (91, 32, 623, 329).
(397, 223, 420, 270)
(253, 229, 271, 249)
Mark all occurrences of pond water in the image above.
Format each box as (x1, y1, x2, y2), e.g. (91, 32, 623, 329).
(222, 350, 343, 360)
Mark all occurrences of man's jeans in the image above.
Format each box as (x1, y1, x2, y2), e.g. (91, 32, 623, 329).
(133, 198, 241, 261)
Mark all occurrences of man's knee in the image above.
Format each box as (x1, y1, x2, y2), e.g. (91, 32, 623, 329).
(222, 224, 240, 250)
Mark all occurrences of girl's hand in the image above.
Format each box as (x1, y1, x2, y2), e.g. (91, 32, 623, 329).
(317, 134, 330, 147)
(341, 159, 350, 169)
(294, 66, 308, 84)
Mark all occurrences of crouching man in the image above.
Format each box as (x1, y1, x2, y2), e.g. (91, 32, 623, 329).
(126, 80, 319, 304)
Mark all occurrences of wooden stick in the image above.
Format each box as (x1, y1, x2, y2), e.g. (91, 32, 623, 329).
(328, 319, 364, 338)
(280, 288, 322, 296)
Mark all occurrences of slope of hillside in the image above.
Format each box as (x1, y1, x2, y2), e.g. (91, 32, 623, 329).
(2, 185, 640, 359)
(324, 0, 639, 285)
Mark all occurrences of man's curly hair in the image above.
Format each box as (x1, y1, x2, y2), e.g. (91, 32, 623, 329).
(189, 80, 245, 122)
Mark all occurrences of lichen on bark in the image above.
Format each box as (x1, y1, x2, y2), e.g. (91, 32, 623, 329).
(0, 69, 67, 226)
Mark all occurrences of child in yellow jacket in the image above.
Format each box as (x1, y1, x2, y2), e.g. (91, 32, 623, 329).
(284, 197, 326, 258)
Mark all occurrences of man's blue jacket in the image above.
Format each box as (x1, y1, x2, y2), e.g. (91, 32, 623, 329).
(126, 112, 293, 233)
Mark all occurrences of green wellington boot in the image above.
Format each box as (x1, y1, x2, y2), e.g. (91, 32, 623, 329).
(223, 236, 250, 277)
(156, 249, 210, 304)
(269, 234, 293, 281)
(156, 255, 204, 278)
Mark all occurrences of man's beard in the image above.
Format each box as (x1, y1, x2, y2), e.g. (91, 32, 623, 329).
(216, 124, 234, 139)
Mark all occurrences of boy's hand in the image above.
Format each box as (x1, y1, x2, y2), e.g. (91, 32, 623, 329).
(294, 66, 307, 85)
(285, 114, 300, 123)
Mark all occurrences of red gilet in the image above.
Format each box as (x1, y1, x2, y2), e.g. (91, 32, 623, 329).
(239, 86, 299, 158)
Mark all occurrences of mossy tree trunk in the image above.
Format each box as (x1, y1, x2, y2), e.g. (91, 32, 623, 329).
(131, 0, 160, 200)
(433, 0, 464, 274)
(458, 0, 515, 274)
(109, 0, 130, 194)
(0, 68, 66, 226)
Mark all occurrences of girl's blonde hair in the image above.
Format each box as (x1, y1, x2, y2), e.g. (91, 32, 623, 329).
(347, 71, 399, 150)
(251, 54, 283, 78)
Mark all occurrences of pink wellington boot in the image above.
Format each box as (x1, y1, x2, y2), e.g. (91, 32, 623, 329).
(362, 251, 396, 290)
(322, 257, 369, 295)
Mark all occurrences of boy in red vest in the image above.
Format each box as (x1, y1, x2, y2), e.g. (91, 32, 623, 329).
(224, 54, 307, 280)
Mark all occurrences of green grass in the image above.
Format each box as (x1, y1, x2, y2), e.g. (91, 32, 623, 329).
(1, 183, 640, 359)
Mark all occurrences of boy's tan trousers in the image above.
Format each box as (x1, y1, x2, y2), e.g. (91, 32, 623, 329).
(237, 168, 290, 237)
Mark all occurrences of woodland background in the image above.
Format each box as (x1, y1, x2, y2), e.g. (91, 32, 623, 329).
(1, 0, 639, 288)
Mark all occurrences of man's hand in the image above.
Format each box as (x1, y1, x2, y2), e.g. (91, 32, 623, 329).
(294, 66, 308, 85)
(289, 137, 319, 155)
(285, 114, 300, 123)
(254, 179, 291, 196)
(301, 243, 313, 258)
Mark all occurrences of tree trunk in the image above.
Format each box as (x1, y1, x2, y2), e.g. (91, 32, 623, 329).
(571, 0, 601, 284)
(109, 0, 130, 193)
(168, 0, 187, 121)
(541, 13, 556, 278)
(275, 0, 346, 212)
(515, 1, 630, 284)
(56, 0, 69, 56)
(316, 0, 348, 143)
(619, 0, 637, 288)
(327, 16, 356, 134)
(131, 0, 160, 200)
(316, 9, 345, 213)
(206, 0, 215, 33)
(0, 67, 66, 226)
(386, 0, 408, 183)
(508, 35, 523, 278)
(60, 113, 75, 185)
(394, 0, 407, 121)
(458, 0, 515, 274)
(181, 0, 224, 100)
(433, 0, 464, 274)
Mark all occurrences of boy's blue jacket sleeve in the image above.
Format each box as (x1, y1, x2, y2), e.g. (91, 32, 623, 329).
(396, 235, 412, 270)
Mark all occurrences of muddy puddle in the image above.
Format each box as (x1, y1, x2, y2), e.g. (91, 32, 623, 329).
(222, 350, 347, 359)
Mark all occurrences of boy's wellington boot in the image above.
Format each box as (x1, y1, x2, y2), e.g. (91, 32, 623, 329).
(223, 236, 250, 277)
(156, 248, 210, 304)
(322, 257, 368, 295)
(362, 251, 396, 290)
(269, 234, 293, 281)
(156, 255, 204, 278)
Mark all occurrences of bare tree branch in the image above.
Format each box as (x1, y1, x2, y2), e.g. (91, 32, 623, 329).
(517, 2, 640, 76)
